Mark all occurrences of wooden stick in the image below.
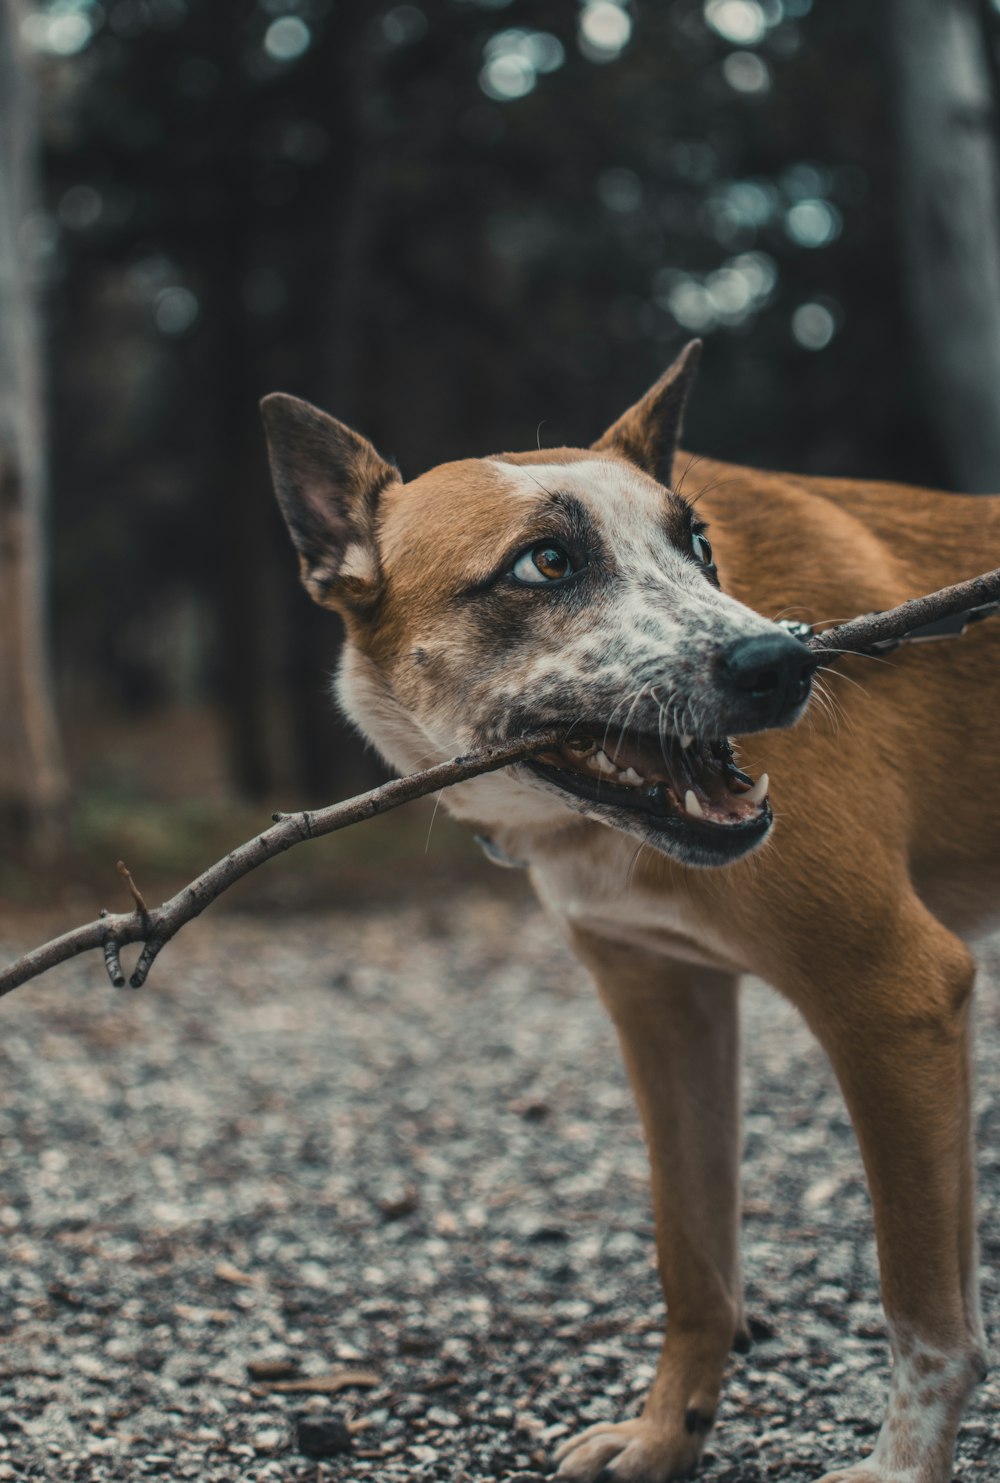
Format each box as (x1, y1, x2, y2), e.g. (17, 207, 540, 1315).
(0, 732, 559, 999)
(807, 565, 1000, 659)
(3, 561, 1000, 1000)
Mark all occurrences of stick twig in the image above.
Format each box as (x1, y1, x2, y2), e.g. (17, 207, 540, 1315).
(3, 562, 1000, 1002)
(0, 733, 559, 999)
(116, 860, 148, 915)
(808, 565, 1000, 659)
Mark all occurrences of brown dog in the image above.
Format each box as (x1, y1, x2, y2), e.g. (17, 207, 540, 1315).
(261, 342, 997, 1482)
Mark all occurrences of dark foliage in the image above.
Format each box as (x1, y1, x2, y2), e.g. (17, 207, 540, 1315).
(29, 0, 942, 795)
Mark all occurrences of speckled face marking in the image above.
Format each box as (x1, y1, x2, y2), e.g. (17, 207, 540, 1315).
(351, 449, 816, 866)
(261, 349, 816, 867)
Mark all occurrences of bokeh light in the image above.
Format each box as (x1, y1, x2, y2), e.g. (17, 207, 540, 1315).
(791, 300, 837, 349)
(723, 51, 771, 93)
(785, 197, 842, 247)
(263, 15, 311, 62)
(479, 52, 535, 100)
(704, 0, 768, 46)
(654, 251, 777, 333)
(21, 10, 94, 55)
(479, 28, 564, 100)
(578, 1, 633, 63)
(154, 286, 199, 336)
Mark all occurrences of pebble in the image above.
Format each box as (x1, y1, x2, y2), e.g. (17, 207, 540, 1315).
(294, 1413, 352, 1459)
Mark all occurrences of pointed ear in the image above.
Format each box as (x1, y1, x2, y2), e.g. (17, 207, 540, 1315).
(592, 339, 702, 488)
(260, 393, 400, 608)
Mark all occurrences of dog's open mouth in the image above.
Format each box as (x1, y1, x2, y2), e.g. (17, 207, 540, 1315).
(527, 729, 770, 843)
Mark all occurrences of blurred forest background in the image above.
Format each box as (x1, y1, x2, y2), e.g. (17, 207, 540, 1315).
(4, 0, 1000, 907)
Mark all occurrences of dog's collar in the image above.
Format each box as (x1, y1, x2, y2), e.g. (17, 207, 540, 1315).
(780, 600, 1000, 656)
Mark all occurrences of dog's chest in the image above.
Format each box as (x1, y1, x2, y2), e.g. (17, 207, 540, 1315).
(527, 835, 742, 972)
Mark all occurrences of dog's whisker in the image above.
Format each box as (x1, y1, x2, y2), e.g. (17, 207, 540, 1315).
(808, 643, 896, 667)
(674, 453, 710, 503)
(816, 664, 871, 698)
(424, 791, 445, 853)
(683, 473, 741, 511)
(617, 683, 651, 753)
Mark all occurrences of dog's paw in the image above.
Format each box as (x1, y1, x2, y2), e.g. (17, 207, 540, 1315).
(552, 1418, 703, 1482)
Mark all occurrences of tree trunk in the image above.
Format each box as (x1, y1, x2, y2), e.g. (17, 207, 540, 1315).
(283, 0, 387, 799)
(889, 0, 1000, 492)
(0, 0, 67, 848)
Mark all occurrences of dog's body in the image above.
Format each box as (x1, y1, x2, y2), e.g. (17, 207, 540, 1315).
(262, 345, 998, 1482)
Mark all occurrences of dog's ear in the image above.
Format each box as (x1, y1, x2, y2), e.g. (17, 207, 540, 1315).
(592, 339, 702, 488)
(260, 393, 400, 610)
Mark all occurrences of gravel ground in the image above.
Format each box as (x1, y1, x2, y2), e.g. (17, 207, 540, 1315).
(1, 889, 998, 1482)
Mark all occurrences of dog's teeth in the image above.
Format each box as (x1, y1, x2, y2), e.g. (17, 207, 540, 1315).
(684, 789, 704, 818)
(680, 734, 694, 750)
(591, 749, 616, 775)
(620, 767, 643, 786)
(746, 773, 769, 805)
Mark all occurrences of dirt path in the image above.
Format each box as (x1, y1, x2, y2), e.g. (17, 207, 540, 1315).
(1, 894, 997, 1481)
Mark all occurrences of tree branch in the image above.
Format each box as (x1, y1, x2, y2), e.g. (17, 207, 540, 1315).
(2, 562, 999, 1000)
(0, 732, 560, 999)
(808, 564, 1000, 659)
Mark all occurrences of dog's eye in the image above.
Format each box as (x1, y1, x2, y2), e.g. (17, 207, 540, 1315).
(691, 531, 714, 567)
(512, 543, 574, 584)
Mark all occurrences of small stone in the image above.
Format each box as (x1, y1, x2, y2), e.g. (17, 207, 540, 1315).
(425, 1406, 460, 1428)
(409, 1443, 439, 1463)
(377, 1186, 419, 1221)
(252, 1429, 284, 1453)
(540, 1422, 570, 1443)
(214, 1261, 257, 1287)
(294, 1413, 353, 1459)
(514, 1412, 543, 1437)
(247, 1359, 299, 1381)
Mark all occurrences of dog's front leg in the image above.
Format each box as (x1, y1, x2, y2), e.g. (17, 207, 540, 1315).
(789, 911, 986, 1483)
(554, 930, 744, 1483)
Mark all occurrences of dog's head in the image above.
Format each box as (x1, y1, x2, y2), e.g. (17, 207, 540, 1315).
(261, 342, 815, 867)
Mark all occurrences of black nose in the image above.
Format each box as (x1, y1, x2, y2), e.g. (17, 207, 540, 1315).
(721, 632, 816, 727)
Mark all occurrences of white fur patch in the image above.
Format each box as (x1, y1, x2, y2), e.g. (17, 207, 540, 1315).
(844, 1328, 986, 1482)
(530, 828, 742, 970)
(339, 542, 376, 583)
